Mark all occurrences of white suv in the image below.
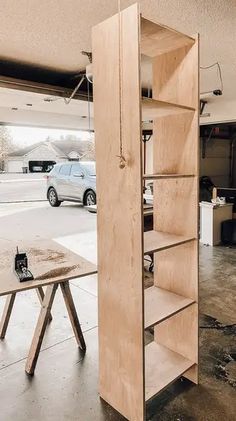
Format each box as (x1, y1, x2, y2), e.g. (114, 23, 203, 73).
(46, 161, 96, 207)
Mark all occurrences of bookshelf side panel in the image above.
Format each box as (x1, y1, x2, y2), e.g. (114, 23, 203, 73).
(92, 4, 144, 420)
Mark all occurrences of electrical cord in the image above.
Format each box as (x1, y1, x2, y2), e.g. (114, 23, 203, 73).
(45, 74, 86, 104)
(87, 78, 92, 140)
(200, 61, 223, 95)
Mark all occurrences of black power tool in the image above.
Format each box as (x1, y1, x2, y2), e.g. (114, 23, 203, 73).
(14, 247, 34, 282)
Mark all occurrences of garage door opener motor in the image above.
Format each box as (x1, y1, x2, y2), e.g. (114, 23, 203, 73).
(14, 247, 34, 282)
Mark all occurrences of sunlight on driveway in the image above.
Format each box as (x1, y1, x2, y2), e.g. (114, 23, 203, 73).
(0, 202, 48, 218)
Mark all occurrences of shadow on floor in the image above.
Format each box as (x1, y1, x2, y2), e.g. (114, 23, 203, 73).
(0, 245, 235, 420)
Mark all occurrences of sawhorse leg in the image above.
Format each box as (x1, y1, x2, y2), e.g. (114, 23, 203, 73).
(0, 293, 16, 339)
(25, 281, 86, 375)
(25, 283, 58, 375)
(37, 287, 53, 322)
(0, 288, 52, 341)
(60, 281, 86, 351)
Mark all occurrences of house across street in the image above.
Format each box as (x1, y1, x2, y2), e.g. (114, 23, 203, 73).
(6, 138, 94, 173)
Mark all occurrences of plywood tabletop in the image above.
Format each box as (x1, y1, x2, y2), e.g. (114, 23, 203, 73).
(0, 239, 97, 296)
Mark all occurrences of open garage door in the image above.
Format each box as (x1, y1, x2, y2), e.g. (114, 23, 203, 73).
(29, 160, 56, 173)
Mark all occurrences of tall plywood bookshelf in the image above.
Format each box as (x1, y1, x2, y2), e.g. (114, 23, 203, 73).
(92, 4, 199, 420)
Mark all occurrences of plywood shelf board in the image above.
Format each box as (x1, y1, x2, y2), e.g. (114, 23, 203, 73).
(143, 203, 153, 216)
(144, 209, 153, 216)
(143, 174, 195, 180)
(144, 230, 195, 254)
(145, 286, 194, 329)
(143, 203, 153, 209)
(141, 17, 195, 58)
(142, 98, 195, 120)
(145, 342, 194, 401)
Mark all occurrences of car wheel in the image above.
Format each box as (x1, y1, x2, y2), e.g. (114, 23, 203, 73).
(84, 190, 96, 206)
(48, 187, 61, 207)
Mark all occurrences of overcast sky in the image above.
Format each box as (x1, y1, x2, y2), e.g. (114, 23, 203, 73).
(8, 126, 93, 146)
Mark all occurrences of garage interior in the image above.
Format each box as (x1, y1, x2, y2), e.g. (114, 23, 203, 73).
(0, 1, 235, 421)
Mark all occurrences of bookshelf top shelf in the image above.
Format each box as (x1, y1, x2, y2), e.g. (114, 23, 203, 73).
(142, 98, 195, 120)
(144, 230, 195, 254)
(141, 17, 195, 57)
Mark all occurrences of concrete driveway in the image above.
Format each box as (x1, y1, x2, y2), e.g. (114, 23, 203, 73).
(0, 173, 46, 202)
(0, 201, 96, 241)
(0, 173, 97, 245)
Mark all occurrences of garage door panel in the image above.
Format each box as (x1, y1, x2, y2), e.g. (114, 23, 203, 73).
(7, 160, 23, 173)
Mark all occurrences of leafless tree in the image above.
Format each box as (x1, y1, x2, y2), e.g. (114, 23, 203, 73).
(0, 126, 14, 171)
(80, 141, 95, 161)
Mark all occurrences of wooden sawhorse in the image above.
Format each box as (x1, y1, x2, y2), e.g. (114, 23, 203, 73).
(0, 240, 97, 375)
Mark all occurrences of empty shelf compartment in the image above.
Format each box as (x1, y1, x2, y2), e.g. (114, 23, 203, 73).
(145, 286, 194, 329)
(145, 342, 194, 401)
(144, 230, 194, 254)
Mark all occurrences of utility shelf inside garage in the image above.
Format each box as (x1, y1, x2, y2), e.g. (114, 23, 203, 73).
(145, 342, 194, 401)
(144, 230, 195, 254)
(93, 4, 199, 419)
(142, 98, 195, 120)
(145, 286, 194, 329)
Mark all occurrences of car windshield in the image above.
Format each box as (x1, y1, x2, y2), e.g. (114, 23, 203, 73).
(81, 162, 96, 176)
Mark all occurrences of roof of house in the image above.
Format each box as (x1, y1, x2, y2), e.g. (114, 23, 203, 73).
(8, 139, 94, 158)
(52, 139, 92, 156)
(8, 142, 43, 157)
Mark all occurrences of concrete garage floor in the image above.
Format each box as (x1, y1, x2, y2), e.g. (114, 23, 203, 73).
(0, 201, 235, 419)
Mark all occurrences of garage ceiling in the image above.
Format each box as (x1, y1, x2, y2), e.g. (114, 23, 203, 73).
(0, 87, 93, 130)
(0, 0, 236, 125)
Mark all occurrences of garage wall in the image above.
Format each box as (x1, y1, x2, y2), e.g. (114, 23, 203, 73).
(200, 137, 231, 187)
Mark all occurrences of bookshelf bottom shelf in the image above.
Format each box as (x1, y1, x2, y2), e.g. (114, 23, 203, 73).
(145, 342, 194, 401)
